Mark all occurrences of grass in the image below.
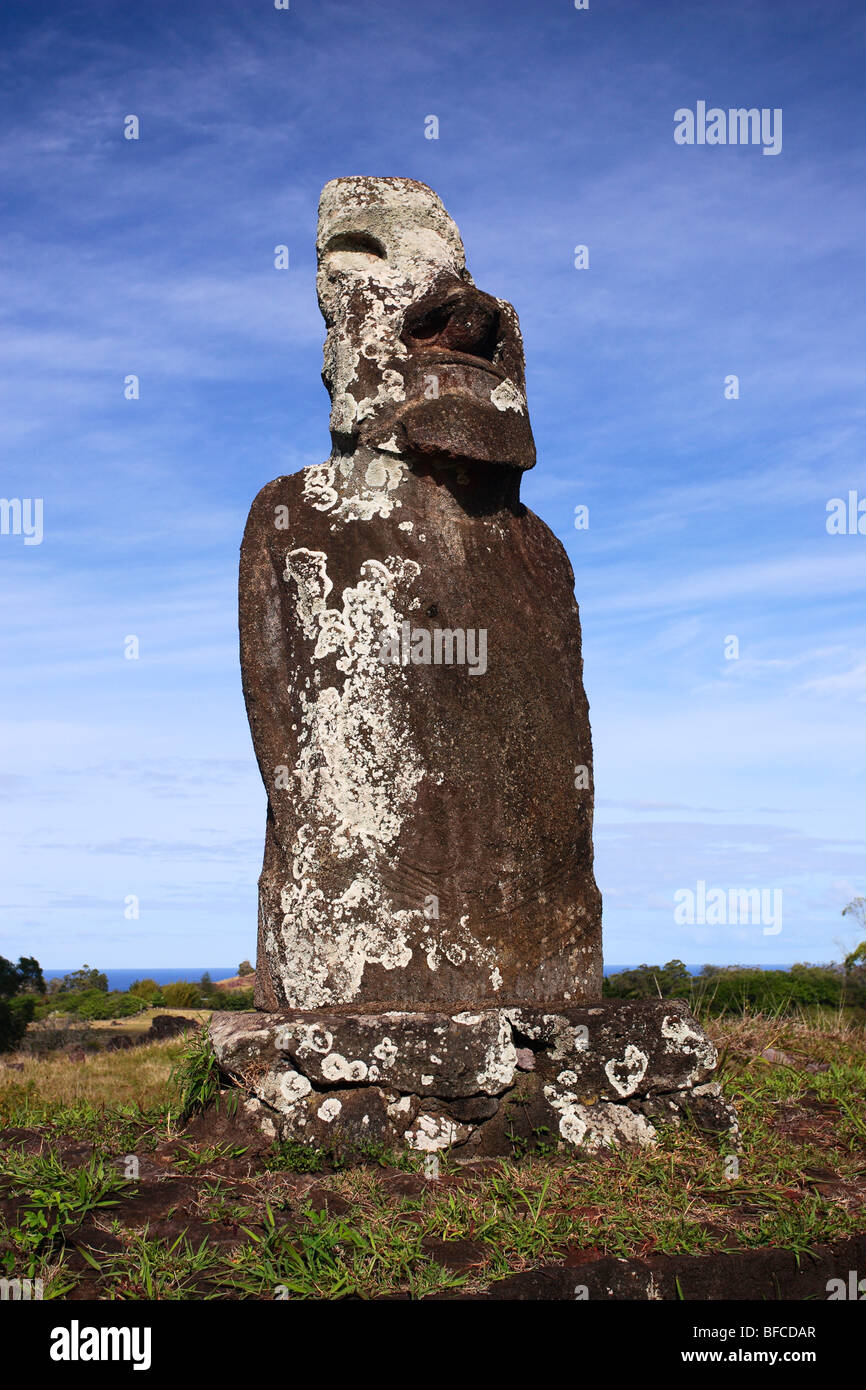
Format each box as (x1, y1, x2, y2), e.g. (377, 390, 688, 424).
(0, 1009, 864, 1299)
(223, 1201, 465, 1300)
(0, 1034, 192, 1113)
(171, 1029, 223, 1118)
(84, 1231, 226, 1301)
(0, 1147, 135, 1279)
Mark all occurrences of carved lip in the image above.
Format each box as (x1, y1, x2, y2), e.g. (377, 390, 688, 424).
(411, 347, 508, 382)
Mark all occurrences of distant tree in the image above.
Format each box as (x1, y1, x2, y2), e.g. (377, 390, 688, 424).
(0, 955, 45, 998)
(237, 960, 254, 977)
(842, 896, 866, 926)
(842, 897, 866, 956)
(0, 959, 16, 998)
(57, 965, 108, 994)
(0, 955, 44, 1052)
(603, 960, 691, 1001)
(14, 957, 45, 995)
(841, 899, 866, 998)
(200, 971, 213, 990)
(0, 957, 37, 995)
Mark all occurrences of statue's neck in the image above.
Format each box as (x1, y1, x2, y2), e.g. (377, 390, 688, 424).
(329, 444, 523, 517)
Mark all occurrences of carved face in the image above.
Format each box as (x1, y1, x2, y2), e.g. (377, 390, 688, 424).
(316, 176, 536, 471)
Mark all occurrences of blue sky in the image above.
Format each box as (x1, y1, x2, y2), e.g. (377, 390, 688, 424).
(1, 0, 864, 972)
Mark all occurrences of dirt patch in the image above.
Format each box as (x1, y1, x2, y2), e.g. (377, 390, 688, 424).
(440, 1233, 866, 1300)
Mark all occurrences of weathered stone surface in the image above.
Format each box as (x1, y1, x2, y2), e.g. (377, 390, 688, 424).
(211, 1008, 516, 1098)
(224, 176, 737, 1156)
(508, 997, 720, 1116)
(240, 175, 601, 1013)
(208, 1000, 738, 1155)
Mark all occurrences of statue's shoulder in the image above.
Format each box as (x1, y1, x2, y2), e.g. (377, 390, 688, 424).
(244, 469, 308, 519)
(241, 467, 320, 550)
(518, 503, 577, 583)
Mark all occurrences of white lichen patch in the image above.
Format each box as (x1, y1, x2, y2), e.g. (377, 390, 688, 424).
(276, 551, 428, 1008)
(292, 1024, 334, 1057)
(405, 1113, 467, 1152)
(302, 462, 340, 512)
(661, 1013, 717, 1075)
(490, 379, 526, 414)
(386, 1094, 413, 1120)
(317, 1097, 342, 1123)
(302, 453, 404, 523)
(282, 549, 333, 641)
(373, 1037, 398, 1066)
(320, 1053, 368, 1083)
(254, 1067, 313, 1118)
(552, 1099, 588, 1148)
(531, 1013, 587, 1063)
(544, 1085, 657, 1151)
(604, 1045, 649, 1098)
(473, 1011, 517, 1094)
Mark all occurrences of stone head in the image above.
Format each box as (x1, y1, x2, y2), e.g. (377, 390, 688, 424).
(316, 176, 535, 472)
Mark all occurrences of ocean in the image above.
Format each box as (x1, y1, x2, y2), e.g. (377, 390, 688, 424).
(41, 963, 799, 993)
(42, 968, 240, 992)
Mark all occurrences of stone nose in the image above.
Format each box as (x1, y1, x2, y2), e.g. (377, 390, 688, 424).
(401, 280, 501, 362)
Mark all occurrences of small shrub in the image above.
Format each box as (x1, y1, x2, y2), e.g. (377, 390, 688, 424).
(216, 989, 255, 1012)
(128, 978, 163, 1004)
(263, 1139, 325, 1173)
(19, 1019, 95, 1055)
(162, 981, 201, 1008)
(38, 990, 148, 1021)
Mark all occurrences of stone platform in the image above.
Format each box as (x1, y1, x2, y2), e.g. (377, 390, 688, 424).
(208, 999, 738, 1156)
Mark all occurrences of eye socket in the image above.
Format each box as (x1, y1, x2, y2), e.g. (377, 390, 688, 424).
(324, 231, 387, 259)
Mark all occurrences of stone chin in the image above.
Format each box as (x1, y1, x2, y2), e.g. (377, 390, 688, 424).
(360, 390, 537, 472)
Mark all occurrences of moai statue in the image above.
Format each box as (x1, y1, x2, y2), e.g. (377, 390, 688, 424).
(211, 178, 736, 1157)
(239, 176, 602, 1013)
